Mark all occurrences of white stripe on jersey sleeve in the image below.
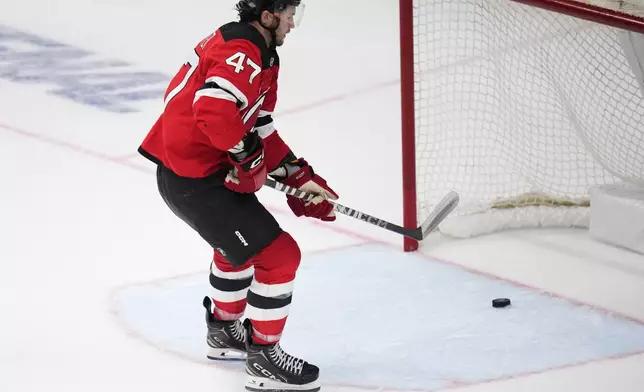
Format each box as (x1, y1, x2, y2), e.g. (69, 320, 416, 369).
(205, 76, 250, 110)
(255, 122, 275, 138)
(194, 88, 239, 105)
(241, 95, 266, 124)
(255, 109, 275, 138)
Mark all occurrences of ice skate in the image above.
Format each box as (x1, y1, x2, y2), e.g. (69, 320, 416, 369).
(203, 297, 247, 360)
(243, 319, 321, 392)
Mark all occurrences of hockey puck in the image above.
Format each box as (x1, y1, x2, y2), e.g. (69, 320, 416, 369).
(492, 298, 511, 308)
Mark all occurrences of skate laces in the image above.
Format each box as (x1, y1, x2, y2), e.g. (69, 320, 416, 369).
(227, 320, 246, 343)
(270, 344, 305, 375)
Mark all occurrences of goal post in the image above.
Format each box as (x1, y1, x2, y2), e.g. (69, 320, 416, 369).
(400, 0, 419, 251)
(400, 0, 644, 251)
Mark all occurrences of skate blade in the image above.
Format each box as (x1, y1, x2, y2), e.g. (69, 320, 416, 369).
(206, 347, 247, 361)
(245, 376, 321, 392)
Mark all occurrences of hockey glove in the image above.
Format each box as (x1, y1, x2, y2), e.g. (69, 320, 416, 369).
(278, 159, 339, 221)
(224, 132, 267, 193)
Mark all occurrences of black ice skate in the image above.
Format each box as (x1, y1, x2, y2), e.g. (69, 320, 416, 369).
(203, 297, 247, 360)
(243, 319, 321, 392)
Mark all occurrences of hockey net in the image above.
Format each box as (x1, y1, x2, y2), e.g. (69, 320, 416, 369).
(401, 0, 644, 248)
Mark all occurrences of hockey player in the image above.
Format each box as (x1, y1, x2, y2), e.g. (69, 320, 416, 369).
(137, 1, 335, 391)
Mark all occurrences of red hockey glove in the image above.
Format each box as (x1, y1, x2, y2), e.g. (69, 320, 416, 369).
(224, 132, 267, 193)
(280, 159, 339, 221)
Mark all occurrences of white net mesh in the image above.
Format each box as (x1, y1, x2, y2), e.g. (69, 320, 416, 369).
(413, 0, 644, 237)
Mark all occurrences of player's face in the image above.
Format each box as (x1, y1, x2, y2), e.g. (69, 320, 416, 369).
(273, 5, 303, 47)
(274, 13, 294, 46)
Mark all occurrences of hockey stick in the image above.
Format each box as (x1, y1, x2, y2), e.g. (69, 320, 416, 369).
(264, 178, 460, 241)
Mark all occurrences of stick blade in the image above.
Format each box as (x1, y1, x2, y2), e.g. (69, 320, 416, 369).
(420, 191, 460, 238)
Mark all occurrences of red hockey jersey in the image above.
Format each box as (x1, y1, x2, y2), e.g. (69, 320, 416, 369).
(138, 22, 291, 178)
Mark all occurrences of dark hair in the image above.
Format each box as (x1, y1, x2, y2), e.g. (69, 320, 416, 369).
(235, 0, 260, 22)
(235, 0, 300, 23)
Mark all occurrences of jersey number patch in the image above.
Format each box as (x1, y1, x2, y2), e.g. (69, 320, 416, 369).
(163, 51, 262, 108)
(225, 52, 262, 84)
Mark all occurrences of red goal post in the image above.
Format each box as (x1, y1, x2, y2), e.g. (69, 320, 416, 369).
(399, 0, 644, 251)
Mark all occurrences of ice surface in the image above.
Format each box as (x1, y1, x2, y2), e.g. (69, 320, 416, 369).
(112, 245, 644, 391)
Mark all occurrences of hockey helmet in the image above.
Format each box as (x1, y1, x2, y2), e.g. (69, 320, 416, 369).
(236, 0, 305, 27)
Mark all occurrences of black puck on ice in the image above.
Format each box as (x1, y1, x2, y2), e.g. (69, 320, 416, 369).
(492, 298, 511, 308)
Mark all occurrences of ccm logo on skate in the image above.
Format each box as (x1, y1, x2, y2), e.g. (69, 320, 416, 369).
(235, 231, 249, 247)
(252, 363, 277, 380)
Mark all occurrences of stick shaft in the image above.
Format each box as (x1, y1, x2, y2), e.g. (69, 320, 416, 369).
(264, 179, 424, 240)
